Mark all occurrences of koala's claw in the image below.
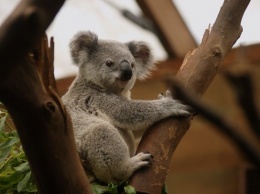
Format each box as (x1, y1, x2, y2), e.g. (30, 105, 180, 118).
(158, 93, 164, 99)
(132, 152, 153, 167)
(158, 90, 173, 100)
(176, 109, 191, 117)
(143, 151, 154, 159)
(165, 90, 172, 98)
(158, 90, 191, 116)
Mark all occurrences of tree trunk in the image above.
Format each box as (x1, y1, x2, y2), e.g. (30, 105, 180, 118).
(0, 0, 92, 193)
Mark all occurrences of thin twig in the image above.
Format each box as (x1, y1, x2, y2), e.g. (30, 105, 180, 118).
(171, 80, 260, 167)
(224, 71, 260, 138)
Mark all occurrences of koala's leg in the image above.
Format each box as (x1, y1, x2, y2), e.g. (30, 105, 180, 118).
(79, 121, 151, 183)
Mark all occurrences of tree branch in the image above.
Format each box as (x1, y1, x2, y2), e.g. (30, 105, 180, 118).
(0, 1, 92, 193)
(130, 0, 250, 193)
(224, 70, 260, 138)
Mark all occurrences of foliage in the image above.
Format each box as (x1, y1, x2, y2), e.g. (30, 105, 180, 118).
(91, 181, 136, 194)
(0, 103, 37, 194)
(91, 181, 167, 194)
(162, 184, 168, 194)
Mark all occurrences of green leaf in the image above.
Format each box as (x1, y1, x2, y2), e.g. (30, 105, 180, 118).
(91, 184, 111, 194)
(0, 146, 12, 164)
(0, 108, 37, 193)
(23, 181, 37, 192)
(162, 184, 168, 194)
(0, 115, 7, 132)
(124, 185, 136, 194)
(0, 137, 19, 150)
(17, 171, 31, 192)
(91, 183, 118, 194)
(0, 166, 24, 188)
(13, 162, 30, 172)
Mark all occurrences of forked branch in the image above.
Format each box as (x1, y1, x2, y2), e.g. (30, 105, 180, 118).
(130, 0, 251, 193)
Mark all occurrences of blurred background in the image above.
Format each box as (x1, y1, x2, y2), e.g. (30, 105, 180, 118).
(1, 0, 260, 193)
(1, 0, 260, 78)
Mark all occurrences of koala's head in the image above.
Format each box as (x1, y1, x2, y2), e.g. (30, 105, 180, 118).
(70, 31, 155, 96)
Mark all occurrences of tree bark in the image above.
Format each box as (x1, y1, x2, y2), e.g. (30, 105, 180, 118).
(129, 0, 250, 193)
(0, 0, 92, 193)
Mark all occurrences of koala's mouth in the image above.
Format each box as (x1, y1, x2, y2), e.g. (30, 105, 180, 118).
(116, 78, 129, 84)
(115, 78, 130, 90)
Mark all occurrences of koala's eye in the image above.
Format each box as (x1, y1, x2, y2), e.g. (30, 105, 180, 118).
(131, 62, 135, 68)
(105, 60, 114, 67)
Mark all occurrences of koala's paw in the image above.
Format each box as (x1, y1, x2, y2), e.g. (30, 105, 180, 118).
(158, 90, 172, 100)
(131, 152, 153, 168)
(159, 90, 191, 117)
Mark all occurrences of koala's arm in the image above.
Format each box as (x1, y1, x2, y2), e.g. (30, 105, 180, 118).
(97, 91, 190, 131)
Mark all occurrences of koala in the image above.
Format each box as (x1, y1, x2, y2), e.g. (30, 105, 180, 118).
(62, 31, 190, 184)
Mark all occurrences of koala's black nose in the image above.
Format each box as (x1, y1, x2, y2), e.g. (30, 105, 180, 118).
(120, 61, 132, 81)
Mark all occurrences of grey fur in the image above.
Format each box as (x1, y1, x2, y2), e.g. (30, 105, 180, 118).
(62, 31, 190, 183)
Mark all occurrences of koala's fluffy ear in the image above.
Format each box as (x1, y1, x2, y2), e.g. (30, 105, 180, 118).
(70, 31, 98, 66)
(126, 41, 155, 80)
